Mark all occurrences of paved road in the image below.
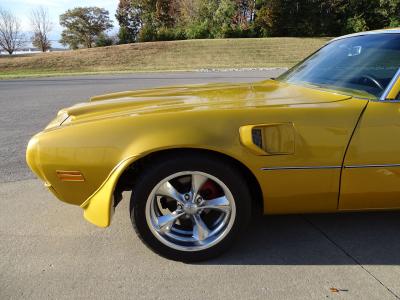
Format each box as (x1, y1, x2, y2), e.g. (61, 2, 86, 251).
(1, 71, 400, 299)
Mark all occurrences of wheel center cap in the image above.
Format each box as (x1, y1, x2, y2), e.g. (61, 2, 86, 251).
(183, 203, 198, 215)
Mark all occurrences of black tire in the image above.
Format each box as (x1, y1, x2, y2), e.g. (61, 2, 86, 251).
(130, 153, 252, 262)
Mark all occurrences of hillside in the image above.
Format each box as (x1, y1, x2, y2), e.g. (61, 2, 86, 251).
(0, 38, 329, 78)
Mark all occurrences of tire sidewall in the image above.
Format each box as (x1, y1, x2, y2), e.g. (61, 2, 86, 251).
(130, 155, 252, 262)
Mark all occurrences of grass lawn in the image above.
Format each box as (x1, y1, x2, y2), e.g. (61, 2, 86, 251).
(0, 37, 330, 78)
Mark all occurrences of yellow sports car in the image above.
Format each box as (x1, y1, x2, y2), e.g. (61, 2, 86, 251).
(27, 29, 400, 261)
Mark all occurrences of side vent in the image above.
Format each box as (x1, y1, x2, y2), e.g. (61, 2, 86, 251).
(252, 128, 263, 149)
(240, 123, 295, 156)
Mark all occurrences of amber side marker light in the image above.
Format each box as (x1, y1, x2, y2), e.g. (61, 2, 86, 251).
(56, 170, 85, 182)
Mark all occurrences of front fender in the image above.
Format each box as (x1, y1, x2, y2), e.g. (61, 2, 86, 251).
(81, 155, 138, 227)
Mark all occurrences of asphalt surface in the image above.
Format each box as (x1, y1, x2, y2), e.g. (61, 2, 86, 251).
(1, 71, 400, 299)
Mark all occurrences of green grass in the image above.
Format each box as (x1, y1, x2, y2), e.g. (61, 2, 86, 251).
(0, 38, 330, 78)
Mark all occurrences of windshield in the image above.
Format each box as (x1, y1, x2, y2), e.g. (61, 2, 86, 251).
(278, 34, 400, 99)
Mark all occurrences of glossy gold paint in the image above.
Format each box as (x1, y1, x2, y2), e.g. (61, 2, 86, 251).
(26, 78, 368, 227)
(239, 123, 295, 155)
(56, 170, 85, 182)
(387, 76, 400, 100)
(26, 33, 400, 228)
(81, 156, 137, 227)
(340, 100, 400, 210)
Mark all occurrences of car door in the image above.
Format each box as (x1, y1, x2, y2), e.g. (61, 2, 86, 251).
(340, 70, 400, 210)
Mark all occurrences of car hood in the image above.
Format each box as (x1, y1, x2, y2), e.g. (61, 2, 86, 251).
(62, 80, 351, 123)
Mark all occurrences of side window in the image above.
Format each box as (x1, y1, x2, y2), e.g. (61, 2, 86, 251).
(397, 93, 400, 100)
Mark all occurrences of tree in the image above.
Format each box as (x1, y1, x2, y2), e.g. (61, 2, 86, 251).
(95, 32, 114, 47)
(185, 0, 218, 39)
(137, 0, 158, 41)
(340, 0, 377, 34)
(212, 0, 237, 37)
(59, 7, 113, 49)
(253, 0, 281, 37)
(0, 8, 25, 55)
(155, 0, 175, 27)
(380, 0, 400, 27)
(30, 7, 52, 52)
(234, 0, 256, 28)
(177, 0, 201, 25)
(114, 0, 400, 41)
(116, 0, 142, 44)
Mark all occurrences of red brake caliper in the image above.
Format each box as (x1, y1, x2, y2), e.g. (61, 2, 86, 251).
(199, 180, 220, 200)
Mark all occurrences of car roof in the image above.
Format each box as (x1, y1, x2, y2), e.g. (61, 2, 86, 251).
(331, 28, 400, 43)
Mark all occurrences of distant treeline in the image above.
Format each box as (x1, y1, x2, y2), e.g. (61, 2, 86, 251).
(116, 0, 400, 43)
(2, 0, 398, 54)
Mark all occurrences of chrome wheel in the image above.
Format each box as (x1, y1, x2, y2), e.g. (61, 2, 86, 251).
(145, 171, 236, 252)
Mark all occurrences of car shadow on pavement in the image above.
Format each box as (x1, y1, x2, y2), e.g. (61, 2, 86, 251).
(200, 212, 400, 265)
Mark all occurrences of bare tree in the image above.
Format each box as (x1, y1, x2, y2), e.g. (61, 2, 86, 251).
(0, 8, 25, 55)
(30, 7, 52, 52)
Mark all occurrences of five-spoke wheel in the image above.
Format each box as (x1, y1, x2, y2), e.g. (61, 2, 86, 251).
(130, 153, 252, 261)
(146, 171, 236, 251)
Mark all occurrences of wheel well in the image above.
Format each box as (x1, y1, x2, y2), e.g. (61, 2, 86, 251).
(114, 148, 264, 216)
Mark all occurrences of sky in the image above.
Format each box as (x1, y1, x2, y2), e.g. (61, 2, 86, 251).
(1, 0, 119, 48)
